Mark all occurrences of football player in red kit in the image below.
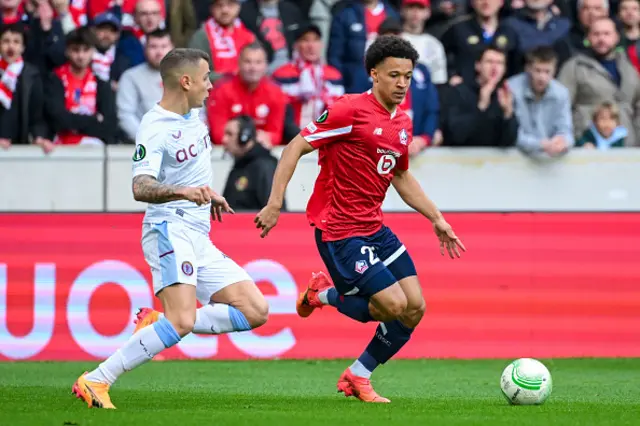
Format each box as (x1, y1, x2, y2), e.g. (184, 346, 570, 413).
(255, 35, 466, 403)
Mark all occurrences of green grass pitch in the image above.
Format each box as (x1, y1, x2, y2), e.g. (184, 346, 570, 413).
(1, 359, 639, 425)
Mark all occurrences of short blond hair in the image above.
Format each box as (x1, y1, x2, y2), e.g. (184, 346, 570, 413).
(593, 101, 621, 123)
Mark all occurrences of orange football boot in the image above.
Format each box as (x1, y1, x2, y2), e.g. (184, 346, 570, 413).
(296, 272, 333, 318)
(336, 368, 390, 403)
(72, 372, 116, 409)
(133, 307, 160, 333)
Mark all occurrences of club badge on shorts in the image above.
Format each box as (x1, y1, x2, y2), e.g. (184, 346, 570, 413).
(355, 260, 368, 274)
(181, 261, 194, 276)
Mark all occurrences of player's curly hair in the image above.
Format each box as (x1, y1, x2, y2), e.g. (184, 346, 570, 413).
(365, 35, 419, 74)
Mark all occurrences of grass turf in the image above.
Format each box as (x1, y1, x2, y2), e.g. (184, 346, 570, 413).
(0, 359, 639, 426)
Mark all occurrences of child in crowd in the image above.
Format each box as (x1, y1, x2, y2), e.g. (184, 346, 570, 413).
(577, 102, 628, 149)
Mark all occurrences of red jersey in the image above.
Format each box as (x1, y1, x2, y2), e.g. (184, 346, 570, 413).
(301, 91, 412, 242)
(207, 75, 287, 146)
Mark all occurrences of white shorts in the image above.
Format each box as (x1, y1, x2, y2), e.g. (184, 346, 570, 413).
(141, 221, 251, 305)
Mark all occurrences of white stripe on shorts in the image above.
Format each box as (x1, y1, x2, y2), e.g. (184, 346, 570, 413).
(383, 245, 406, 267)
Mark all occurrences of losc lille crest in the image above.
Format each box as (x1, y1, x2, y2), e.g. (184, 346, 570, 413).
(355, 260, 368, 274)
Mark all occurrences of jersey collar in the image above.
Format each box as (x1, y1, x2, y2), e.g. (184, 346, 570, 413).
(368, 89, 398, 118)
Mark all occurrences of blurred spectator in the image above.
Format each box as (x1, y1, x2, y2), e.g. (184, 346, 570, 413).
(442, 46, 518, 147)
(118, 0, 197, 49)
(189, 0, 255, 82)
(0, 0, 29, 25)
(576, 101, 628, 147)
(308, 0, 340, 60)
(273, 23, 343, 128)
(221, 115, 281, 211)
(0, 24, 51, 151)
(558, 17, 640, 145)
(207, 41, 287, 148)
(442, 0, 519, 85)
(239, 0, 305, 73)
(120, 0, 197, 48)
(555, 0, 609, 68)
(117, 29, 172, 142)
(507, 0, 568, 16)
(52, 0, 89, 35)
(164, 0, 198, 47)
(508, 46, 574, 156)
(378, 18, 440, 152)
(91, 12, 130, 90)
(121, 0, 166, 28)
(619, 0, 640, 49)
(44, 27, 116, 145)
(298, 0, 314, 17)
(85, 0, 126, 22)
(427, 0, 469, 39)
(328, 0, 399, 93)
(504, 0, 570, 59)
(401, 0, 447, 84)
(118, 0, 163, 67)
(21, 0, 67, 72)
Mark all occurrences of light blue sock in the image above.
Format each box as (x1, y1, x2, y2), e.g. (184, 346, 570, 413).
(228, 305, 251, 331)
(153, 316, 182, 347)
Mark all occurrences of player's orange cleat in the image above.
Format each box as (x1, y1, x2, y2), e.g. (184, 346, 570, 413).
(133, 307, 160, 333)
(336, 368, 390, 403)
(72, 372, 116, 409)
(296, 271, 333, 318)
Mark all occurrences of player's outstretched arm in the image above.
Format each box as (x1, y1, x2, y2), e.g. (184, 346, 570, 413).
(254, 134, 315, 237)
(132, 175, 212, 205)
(266, 134, 315, 209)
(392, 169, 466, 258)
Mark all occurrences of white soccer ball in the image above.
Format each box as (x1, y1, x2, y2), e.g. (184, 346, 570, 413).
(500, 358, 552, 405)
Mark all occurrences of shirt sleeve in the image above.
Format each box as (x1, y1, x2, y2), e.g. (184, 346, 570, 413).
(300, 98, 355, 148)
(132, 131, 166, 179)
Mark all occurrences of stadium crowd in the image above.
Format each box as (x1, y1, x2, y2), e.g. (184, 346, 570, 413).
(1, 0, 639, 159)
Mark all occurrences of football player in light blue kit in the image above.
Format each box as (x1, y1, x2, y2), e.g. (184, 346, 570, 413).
(72, 48, 269, 409)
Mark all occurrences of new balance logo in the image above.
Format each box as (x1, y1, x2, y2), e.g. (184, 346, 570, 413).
(373, 128, 383, 135)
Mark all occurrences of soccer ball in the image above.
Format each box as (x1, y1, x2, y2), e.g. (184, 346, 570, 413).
(500, 358, 552, 405)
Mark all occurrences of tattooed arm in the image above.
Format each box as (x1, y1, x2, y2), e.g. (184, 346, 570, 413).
(132, 175, 213, 205)
(132, 175, 186, 203)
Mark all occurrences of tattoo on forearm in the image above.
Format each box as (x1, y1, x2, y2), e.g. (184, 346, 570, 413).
(132, 175, 184, 204)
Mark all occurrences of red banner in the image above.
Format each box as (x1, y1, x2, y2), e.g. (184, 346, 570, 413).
(1, 213, 640, 361)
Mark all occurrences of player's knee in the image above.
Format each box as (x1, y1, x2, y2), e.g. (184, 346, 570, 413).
(165, 311, 196, 337)
(400, 299, 426, 328)
(411, 299, 427, 322)
(243, 297, 269, 329)
(385, 296, 408, 319)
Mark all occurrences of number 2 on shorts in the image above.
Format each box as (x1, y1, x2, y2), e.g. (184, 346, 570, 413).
(361, 245, 380, 265)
